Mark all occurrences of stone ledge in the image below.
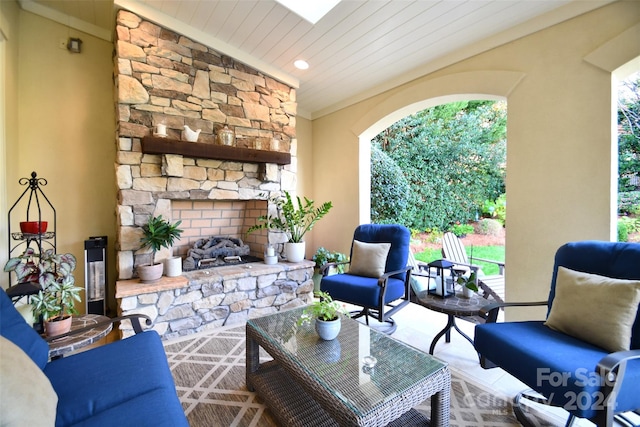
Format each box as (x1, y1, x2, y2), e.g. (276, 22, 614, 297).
(116, 275, 188, 298)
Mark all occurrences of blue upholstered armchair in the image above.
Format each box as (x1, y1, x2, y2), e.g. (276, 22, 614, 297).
(474, 241, 640, 427)
(320, 224, 412, 334)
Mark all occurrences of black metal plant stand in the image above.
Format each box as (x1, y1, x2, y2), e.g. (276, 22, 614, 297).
(6, 171, 56, 303)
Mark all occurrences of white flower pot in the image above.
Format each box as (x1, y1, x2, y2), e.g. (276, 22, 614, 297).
(462, 286, 475, 298)
(165, 256, 182, 277)
(285, 242, 306, 262)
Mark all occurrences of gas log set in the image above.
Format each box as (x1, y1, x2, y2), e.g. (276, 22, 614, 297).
(182, 237, 260, 271)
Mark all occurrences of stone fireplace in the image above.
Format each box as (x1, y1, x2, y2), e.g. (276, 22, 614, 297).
(113, 10, 312, 339)
(114, 10, 298, 278)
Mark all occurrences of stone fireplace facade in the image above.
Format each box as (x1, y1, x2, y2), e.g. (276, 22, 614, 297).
(113, 10, 298, 279)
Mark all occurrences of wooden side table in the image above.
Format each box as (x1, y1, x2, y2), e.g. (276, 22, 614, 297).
(47, 314, 112, 359)
(415, 290, 488, 355)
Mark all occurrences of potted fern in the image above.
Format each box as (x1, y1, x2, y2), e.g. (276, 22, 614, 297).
(4, 248, 82, 336)
(247, 191, 332, 262)
(138, 215, 183, 282)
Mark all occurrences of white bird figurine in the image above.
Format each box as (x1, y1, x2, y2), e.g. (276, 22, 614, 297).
(182, 125, 201, 142)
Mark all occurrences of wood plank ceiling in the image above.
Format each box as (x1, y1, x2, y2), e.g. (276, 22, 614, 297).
(27, 0, 612, 118)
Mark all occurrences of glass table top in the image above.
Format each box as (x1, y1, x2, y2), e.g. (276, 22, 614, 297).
(247, 307, 446, 416)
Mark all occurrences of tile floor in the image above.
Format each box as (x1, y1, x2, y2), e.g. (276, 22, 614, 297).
(367, 301, 607, 427)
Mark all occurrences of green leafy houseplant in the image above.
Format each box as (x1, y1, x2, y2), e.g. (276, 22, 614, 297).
(456, 271, 479, 292)
(247, 192, 332, 243)
(312, 247, 348, 274)
(139, 215, 183, 264)
(299, 291, 348, 322)
(4, 248, 82, 321)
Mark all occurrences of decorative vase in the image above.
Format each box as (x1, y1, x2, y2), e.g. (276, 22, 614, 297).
(312, 271, 323, 292)
(315, 317, 341, 340)
(138, 263, 163, 282)
(285, 242, 305, 262)
(44, 315, 72, 337)
(217, 125, 235, 146)
(164, 256, 182, 277)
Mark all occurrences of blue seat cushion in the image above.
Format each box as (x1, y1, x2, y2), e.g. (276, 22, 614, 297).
(0, 288, 49, 370)
(475, 321, 640, 419)
(321, 274, 405, 308)
(44, 330, 188, 427)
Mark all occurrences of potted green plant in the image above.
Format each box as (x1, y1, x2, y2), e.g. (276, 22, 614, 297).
(456, 271, 479, 298)
(247, 191, 332, 262)
(138, 215, 183, 282)
(4, 248, 82, 336)
(311, 247, 348, 292)
(299, 291, 348, 340)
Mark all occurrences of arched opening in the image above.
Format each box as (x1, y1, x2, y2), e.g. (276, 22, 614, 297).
(616, 69, 640, 243)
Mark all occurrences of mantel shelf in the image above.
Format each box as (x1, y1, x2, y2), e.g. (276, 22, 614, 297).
(141, 136, 291, 165)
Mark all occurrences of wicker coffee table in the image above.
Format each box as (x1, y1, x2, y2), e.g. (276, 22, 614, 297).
(246, 307, 450, 427)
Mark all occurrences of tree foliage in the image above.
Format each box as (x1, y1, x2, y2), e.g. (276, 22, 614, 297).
(618, 74, 640, 192)
(372, 101, 506, 230)
(370, 145, 410, 223)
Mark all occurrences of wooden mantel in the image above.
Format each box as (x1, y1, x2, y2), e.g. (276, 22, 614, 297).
(141, 136, 291, 165)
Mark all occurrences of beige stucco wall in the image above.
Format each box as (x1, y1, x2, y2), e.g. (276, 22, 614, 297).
(0, 0, 21, 289)
(310, 1, 640, 318)
(4, 10, 116, 312)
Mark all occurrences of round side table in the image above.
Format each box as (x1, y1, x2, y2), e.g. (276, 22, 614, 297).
(415, 290, 488, 355)
(47, 314, 112, 359)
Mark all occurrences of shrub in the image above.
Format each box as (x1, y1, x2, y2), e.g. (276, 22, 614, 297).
(370, 145, 410, 223)
(475, 218, 503, 236)
(481, 194, 506, 225)
(618, 191, 640, 215)
(450, 223, 474, 237)
(618, 220, 629, 242)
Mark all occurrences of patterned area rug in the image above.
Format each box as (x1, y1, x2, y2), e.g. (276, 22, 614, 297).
(162, 324, 545, 427)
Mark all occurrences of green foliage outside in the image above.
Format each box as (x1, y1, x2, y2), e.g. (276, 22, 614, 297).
(481, 194, 506, 225)
(449, 223, 474, 237)
(414, 245, 505, 276)
(618, 191, 640, 215)
(370, 145, 411, 223)
(371, 100, 506, 230)
(618, 74, 640, 193)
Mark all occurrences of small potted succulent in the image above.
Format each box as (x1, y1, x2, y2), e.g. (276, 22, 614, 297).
(4, 248, 82, 336)
(138, 215, 183, 282)
(247, 191, 332, 262)
(311, 247, 348, 292)
(299, 291, 348, 340)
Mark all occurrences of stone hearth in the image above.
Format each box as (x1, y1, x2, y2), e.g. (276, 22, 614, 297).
(116, 260, 314, 340)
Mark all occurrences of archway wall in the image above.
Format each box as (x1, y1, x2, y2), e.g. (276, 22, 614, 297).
(309, 1, 640, 315)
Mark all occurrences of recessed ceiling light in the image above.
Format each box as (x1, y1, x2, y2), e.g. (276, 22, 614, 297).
(294, 60, 309, 70)
(275, 0, 341, 24)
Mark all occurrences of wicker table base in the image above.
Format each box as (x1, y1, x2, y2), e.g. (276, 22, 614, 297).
(246, 308, 451, 427)
(249, 361, 432, 427)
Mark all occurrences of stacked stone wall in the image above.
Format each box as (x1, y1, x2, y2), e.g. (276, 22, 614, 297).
(118, 261, 314, 340)
(113, 10, 297, 280)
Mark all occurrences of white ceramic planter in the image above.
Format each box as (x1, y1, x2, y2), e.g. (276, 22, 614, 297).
(165, 256, 182, 277)
(285, 242, 306, 262)
(461, 286, 475, 298)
